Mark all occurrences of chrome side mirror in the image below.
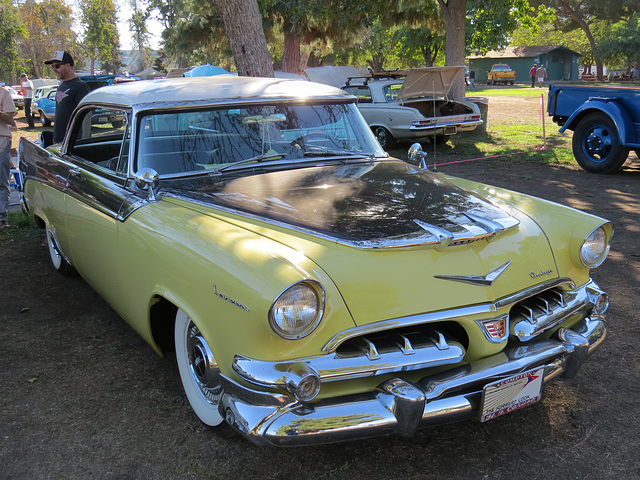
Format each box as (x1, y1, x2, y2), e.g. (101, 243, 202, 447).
(408, 143, 428, 169)
(134, 168, 160, 201)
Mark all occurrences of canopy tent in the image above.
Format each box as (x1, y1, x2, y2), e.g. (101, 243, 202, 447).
(183, 64, 229, 77)
(136, 67, 165, 79)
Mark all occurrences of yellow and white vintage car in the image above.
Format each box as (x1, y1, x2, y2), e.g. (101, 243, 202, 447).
(19, 76, 612, 446)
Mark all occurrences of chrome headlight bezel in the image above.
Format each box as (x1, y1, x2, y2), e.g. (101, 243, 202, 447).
(580, 225, 612, 268)
(268, 280, 326, 340)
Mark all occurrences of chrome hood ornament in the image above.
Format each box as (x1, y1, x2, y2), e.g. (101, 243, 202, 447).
(434, 261, 512, 286)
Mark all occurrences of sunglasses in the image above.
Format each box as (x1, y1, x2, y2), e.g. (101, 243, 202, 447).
(51, 63, 68, 69)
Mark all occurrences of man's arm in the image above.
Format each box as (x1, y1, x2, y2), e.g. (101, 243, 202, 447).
(0, 110, 17, 125)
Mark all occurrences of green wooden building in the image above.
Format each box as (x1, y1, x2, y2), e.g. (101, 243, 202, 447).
(468, 46, 581, 84)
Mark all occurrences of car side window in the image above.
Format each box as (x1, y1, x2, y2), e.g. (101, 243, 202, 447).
(343, 86, 372, 104)
(68, 106, 130, 174)
(382, 85, 400, 102)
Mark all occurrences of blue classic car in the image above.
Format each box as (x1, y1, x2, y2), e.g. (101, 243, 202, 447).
(31, 85, 57, 120)
(34, 88, 56, 126)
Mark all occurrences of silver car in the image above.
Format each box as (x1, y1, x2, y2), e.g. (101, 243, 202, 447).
(3, 86, 24, 110)
(342, 67, 482, 149)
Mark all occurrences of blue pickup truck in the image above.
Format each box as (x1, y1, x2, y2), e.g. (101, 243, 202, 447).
(548, 84, 640, 173)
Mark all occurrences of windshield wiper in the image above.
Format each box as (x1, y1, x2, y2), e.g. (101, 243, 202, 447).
(302, 151, 369, 158)
(212, 153, 286, 174)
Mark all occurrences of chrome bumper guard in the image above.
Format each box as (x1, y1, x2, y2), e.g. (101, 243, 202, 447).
(219, 315, 607, 446)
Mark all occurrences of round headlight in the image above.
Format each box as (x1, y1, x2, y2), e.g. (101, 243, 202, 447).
(269, 281, 325, 340)
(580, 226, 610, 268)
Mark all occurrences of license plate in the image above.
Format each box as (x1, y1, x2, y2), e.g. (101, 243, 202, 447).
(98, 116, 108, 123)
(480, 367, 544, 422)
(444, 126, 457, 135)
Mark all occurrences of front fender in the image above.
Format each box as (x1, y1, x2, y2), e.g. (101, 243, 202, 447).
(115, 198, 357, 379)
(560, 100, 635, 145)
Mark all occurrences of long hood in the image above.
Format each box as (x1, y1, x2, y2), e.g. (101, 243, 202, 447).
(167, 160, 519, 249)
(165, 160, 559, 326)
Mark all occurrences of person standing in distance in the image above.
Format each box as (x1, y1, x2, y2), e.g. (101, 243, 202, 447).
(0, 85, 17, 229)
(536, 64, 547, 88)
(528, 64, 537, 88)
(44, 51, 90, 143)
(20, 73, 34, 129)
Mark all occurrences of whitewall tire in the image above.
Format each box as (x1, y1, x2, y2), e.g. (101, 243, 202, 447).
(174, 309, 224, 426)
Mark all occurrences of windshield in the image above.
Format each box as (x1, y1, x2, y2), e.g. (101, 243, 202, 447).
(136, 102, 384, 176)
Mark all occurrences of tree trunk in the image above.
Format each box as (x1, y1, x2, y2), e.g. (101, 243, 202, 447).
(282, 26, 302, 74)
(207, 0, 274, 77)
(439, 0, 466, 101)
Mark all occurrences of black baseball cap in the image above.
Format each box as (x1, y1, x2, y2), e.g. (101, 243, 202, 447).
(44, 51, 74, 66)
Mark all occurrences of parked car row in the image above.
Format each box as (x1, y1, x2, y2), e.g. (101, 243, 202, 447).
(3, 85, 24, 110)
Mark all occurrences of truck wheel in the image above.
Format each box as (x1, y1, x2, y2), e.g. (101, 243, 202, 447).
(373, 127, 396, 150)
(572, 113, 629, 173)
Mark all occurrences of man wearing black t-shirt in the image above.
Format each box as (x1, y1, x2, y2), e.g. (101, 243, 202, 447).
(44, 51, 91, 143)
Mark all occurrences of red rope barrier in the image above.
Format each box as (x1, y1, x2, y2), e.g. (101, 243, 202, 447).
(432, 93, 547, 168)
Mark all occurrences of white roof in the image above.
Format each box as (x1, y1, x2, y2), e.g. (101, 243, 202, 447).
(305, 66, 368, 88)
(80, 76, 348, 109)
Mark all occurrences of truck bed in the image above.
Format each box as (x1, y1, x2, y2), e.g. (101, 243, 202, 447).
(548, 84, 640, 125)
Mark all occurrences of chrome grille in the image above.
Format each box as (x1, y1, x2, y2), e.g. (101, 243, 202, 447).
(510, 286, 589, 341)
(335, 324, 467, 360)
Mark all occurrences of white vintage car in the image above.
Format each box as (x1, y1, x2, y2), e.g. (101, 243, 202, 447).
(341, 67, 483, 149)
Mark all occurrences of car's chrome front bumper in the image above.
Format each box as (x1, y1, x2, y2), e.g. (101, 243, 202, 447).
(218, 315, 607, 446)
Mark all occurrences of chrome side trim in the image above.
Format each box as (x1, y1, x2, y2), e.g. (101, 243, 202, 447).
(220, 316, 607, 446)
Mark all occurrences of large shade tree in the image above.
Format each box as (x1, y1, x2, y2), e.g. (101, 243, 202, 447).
(79, 0, 121, 74)
(128, 0, 153, 72)
(0, 0, 25, 82)
(207, 0, 273, 76)
(17, 0, 75, 78)
(529, 0, 640, 81)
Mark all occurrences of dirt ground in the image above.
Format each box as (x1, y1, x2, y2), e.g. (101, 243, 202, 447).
(1, 98, 639, 480)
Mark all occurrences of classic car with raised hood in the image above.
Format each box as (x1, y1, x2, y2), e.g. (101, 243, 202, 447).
(341, 66, 482, 149)
(19, 76, 612, 446)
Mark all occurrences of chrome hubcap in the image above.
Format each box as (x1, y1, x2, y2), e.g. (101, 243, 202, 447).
(186, 322, 223, 405)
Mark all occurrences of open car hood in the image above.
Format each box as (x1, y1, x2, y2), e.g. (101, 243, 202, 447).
(398, 66, 465, 101)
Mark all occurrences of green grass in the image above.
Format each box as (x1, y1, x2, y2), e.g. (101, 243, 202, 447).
(0, 211, 39, 239)
(467, 85, 551, 98)
(446, 86, 577, 166)
(446, 126, 575, 167)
